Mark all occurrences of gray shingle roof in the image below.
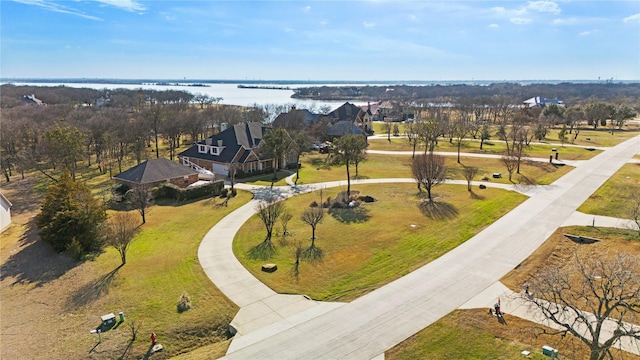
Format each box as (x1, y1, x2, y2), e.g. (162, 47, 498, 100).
(178, 122, 266, 164)
(114, 158, 197, 184)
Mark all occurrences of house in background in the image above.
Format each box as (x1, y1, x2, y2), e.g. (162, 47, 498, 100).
(178, 122, 274, 178)
(0, 191, 13, 232)
(113, 158, 199, 189)
(22, 94, 44, 106)
(325, 102, 374, 136)
(523, 97, 565, 108)
(272, 106, 328, 141)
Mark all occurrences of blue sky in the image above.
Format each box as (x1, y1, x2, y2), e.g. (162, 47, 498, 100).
(2, 0, 639, 81)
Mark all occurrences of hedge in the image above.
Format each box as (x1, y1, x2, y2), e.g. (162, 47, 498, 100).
(155, 180, 225, 201)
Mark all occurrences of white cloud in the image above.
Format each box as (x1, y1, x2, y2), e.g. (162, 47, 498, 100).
(95, 0, 145, 12)
(319, 20, 328, 26)
(527, 1, 561, 14)
(408, 14, 417, 21)
(623, 13, 640, 23)
(11, 0, 102, 20)
(303, 6, 311, 13)
(363, 21, 376, 28)
(510, 17, 532, 25)
(488, 23, 499, 28)
(552, 17, 577, 26)
(579, 31, 591, 36)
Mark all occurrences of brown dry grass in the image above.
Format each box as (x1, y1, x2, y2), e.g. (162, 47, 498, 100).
(0, 170, 240, 360)
(387, 308, 640, 360)
(502, 226, 640, 292)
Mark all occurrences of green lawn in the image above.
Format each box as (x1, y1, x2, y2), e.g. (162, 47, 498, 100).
(578, 163, 640, 218)
(94, 192, 252, 357)
(233, 183, 526, 301)
(367, 136, 601, 161)
(386, 310, 550, 360)
(285, 152, 573, 187)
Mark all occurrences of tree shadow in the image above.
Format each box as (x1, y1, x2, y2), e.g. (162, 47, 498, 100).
(469, 190, 485, 200)
(0, 219, 80, 287)
(329, 206, 370, 224)
(301, 245, 323, 264)
(248, 240, 277, 260)
(68, 265, 122, 308)
(517, 174, 537, 185)
(419, 201, 459, 220)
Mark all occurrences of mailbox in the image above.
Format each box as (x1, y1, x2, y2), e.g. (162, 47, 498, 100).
(101, 313, 116, 329)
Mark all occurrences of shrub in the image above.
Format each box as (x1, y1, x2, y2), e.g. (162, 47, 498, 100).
(112, 183, 130, 196)
(323, 196, 332, 208)
(177, 293, 192, 313)
(67, 237, 84, 261)
(156, 181, 225, 202)
(220, 188, 229, 198)
(310, 200, 319, 207)
(358, 195, 375, 203)
(330, 201, 345, 209)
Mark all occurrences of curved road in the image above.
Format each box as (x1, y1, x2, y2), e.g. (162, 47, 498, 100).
(197, 136, 640, 359)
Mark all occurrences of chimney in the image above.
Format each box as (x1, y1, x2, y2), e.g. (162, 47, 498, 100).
(217, 140, 223, 147)
(220, 122, 227, 132)
(205, 138, 212, 145)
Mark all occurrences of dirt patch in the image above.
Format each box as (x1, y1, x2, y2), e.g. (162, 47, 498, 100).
(502, 226, 640, 292)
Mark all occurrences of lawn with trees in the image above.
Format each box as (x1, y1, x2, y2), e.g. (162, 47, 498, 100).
(233, 183, 527, 301)
(2, 84, 638, 359)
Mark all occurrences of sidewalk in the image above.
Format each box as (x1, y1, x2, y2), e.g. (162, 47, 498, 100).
(196, 136, 640, 359)
(220, 135, 639, 359)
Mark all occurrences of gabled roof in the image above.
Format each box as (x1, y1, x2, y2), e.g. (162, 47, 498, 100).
(178, 122, 267, 164)
(327, 121, 365, 137)
(114, 158, 197, 184)
(272, 108, 322, 129)
(327, 102, 363, 122)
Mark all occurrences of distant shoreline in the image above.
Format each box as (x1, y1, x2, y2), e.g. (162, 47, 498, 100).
(2, 78, 638, 86)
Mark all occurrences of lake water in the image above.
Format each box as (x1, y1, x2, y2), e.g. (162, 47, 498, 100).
(9, 81, 368, 110)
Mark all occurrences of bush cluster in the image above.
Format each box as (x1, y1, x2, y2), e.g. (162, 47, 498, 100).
(155, 181, 224, 201)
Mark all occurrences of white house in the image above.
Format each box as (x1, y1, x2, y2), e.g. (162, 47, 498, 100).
(0, 191, 12, 232)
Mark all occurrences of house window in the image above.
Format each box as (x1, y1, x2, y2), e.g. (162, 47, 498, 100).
(210, 147, 218, 155)
(198, 145, 206, 153)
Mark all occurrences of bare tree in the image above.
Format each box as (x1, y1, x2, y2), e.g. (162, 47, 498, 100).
(500, 151, 518, 182)
(262, 127, 292, 182)
(627, 191, 640, 236)
(252, 199, 284, 259)
(127, 185, 150, 224)
(301, 206, 325, 260)
(411, 153, 447, 202)
(106, 212, 139, 266)
(405, 122, 419, 158)
(523, 251, 640, 360)
(479, 123, 491, 150)
(462, 166, 478, 192)
(279, 212, 293, 238)
(333, 134, 368, 197)
(301, 207, 324, 243)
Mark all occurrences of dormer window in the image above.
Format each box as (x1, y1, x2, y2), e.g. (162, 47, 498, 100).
(198, 144, 206, 153)
(210, 147, 218, 155)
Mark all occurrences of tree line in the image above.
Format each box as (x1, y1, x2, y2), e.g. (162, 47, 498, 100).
(0, 85, 308, 183)
(293, 82, 640, 105)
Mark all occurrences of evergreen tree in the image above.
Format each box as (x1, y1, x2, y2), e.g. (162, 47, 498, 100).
(36, 172, 107, 256)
